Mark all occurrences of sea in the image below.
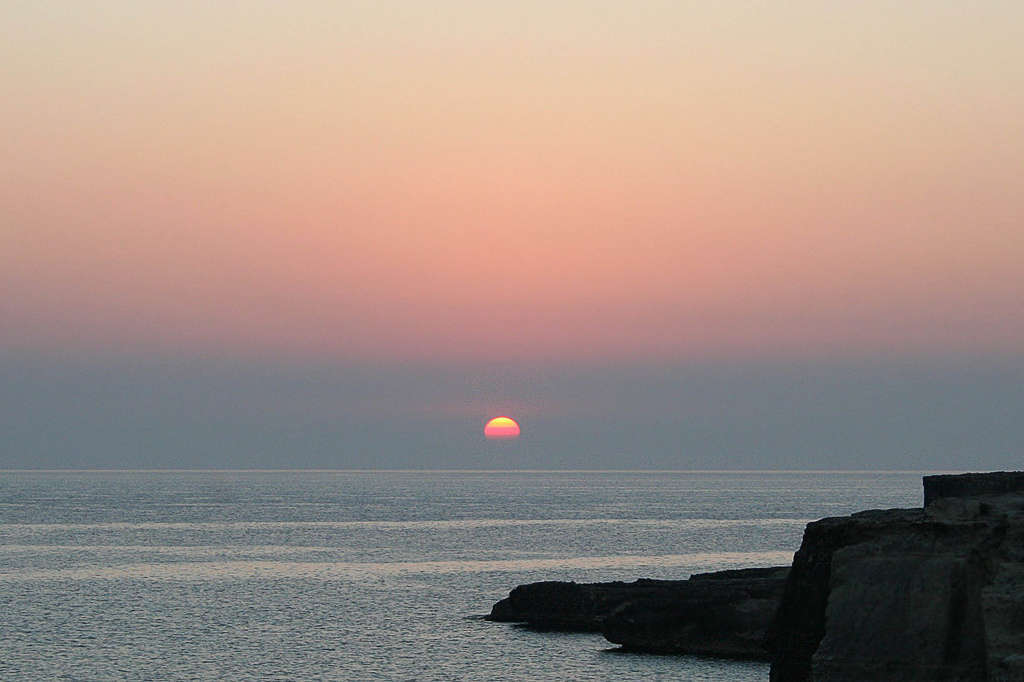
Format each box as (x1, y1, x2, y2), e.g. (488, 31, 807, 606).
(0, 470, 926, 680)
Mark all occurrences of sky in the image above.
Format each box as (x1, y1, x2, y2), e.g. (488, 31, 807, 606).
(2, 1, 1022, 469)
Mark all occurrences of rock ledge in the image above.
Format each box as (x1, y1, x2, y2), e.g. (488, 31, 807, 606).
(487, 566, 789, 659)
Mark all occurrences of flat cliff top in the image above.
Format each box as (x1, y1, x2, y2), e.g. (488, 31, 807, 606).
(924, 471, 1024, 506)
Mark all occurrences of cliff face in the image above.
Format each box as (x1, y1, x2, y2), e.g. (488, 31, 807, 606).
(602, 566, 790, 659)
(769, 472, 1024, 682)
(923, 471, 1024, 506)
(487, 567, 789, 658)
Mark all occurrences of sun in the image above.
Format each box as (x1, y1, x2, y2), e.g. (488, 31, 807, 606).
(484, 416, 521, 439)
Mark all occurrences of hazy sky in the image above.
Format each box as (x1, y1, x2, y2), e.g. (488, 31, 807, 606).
(2, 2, 1022, 468)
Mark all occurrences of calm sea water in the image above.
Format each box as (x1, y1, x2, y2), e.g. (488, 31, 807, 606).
(0, 471, 926, 680)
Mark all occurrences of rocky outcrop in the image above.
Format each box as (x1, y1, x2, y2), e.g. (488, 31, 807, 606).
(602, 566, 790, 658)
(769, 471, 1024, 681)
(487, 567, 789, 658)
(487, 578, 661, 631)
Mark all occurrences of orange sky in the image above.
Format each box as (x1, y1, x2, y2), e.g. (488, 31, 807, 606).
(3, 1, 1023, 363)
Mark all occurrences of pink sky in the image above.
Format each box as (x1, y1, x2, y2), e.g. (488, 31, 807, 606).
(3, 1, 1022, 363)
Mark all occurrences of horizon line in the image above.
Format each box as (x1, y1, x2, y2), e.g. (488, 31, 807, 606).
(0, 468, 965, 474)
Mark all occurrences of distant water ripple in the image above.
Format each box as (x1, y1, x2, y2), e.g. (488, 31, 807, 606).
(0, 550, 794, 582)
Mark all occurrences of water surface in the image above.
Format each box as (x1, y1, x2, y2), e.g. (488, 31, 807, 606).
(0, 470, 924, 680)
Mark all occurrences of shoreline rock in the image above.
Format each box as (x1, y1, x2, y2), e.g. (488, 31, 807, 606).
(602, 566, 790, 659)
(487, 578, 695, 632)
(487, 566, 789, 659)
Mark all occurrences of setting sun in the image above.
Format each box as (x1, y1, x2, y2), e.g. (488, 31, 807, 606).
(484, 416, 521, 440)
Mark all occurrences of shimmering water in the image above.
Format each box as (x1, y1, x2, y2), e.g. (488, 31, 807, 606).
(0, 471, 925, 680)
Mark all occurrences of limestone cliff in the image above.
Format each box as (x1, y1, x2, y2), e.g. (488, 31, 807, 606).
(769, 471, 1024, 681)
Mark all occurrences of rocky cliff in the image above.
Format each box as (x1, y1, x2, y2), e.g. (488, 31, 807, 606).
(769, 471, 1024, 681)
(487, 566, 789, 658)
(602, 566, 790, 658)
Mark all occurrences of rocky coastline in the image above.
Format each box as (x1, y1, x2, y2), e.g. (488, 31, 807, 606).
(485, 471, 1024, 681)
(487, 567, 789, 658)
